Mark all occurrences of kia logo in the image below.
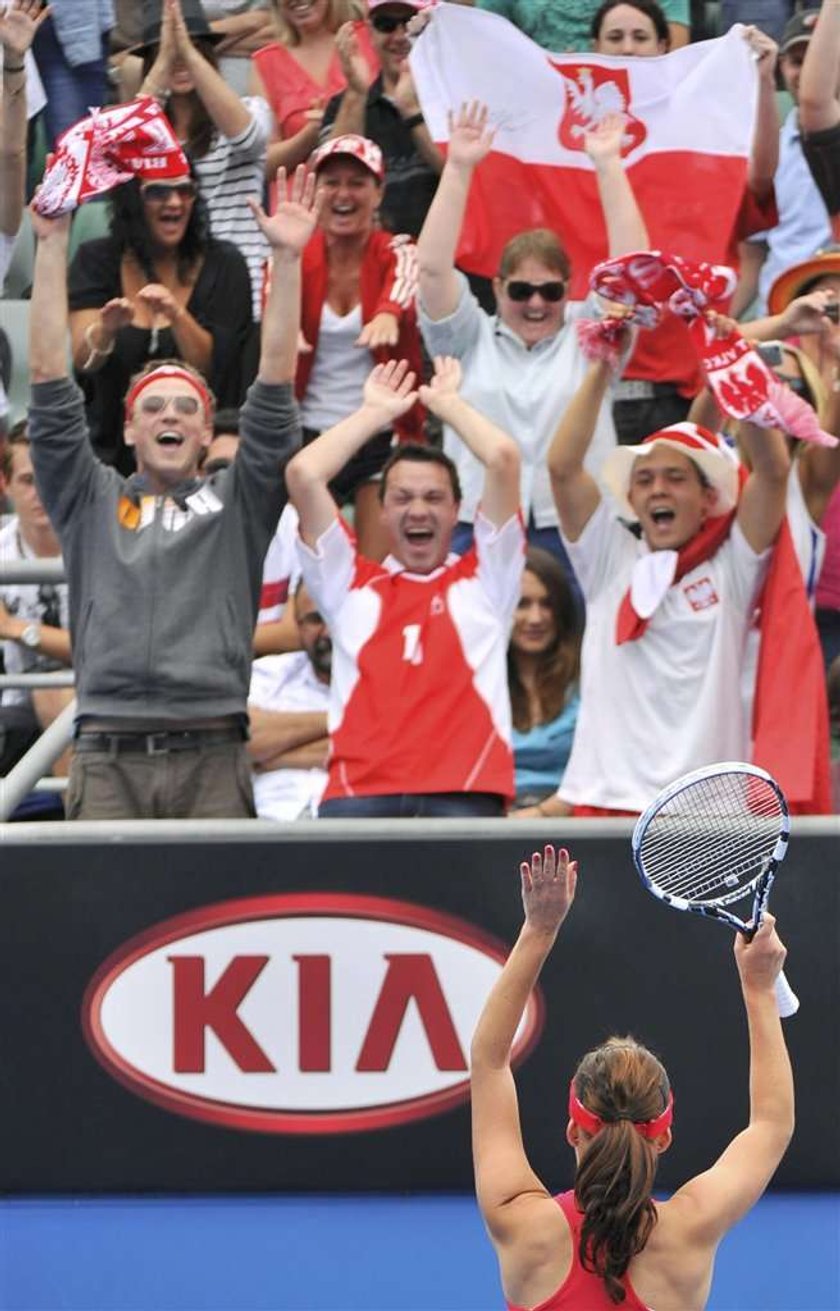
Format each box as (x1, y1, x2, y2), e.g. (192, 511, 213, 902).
(82, 894, 543, 1134)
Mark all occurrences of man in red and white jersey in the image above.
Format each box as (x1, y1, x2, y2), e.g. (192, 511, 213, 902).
(528, 354, 792, 817)
(285, 355, 524, 817)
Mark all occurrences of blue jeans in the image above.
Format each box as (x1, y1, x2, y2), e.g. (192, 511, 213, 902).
(33, 18, 110, 148)
(318, 792, 506, 818)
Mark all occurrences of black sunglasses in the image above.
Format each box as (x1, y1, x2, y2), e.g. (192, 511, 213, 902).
(141, 180, 197, 203)
(370, 11, 412, 33)
(505, 279, 566, 303)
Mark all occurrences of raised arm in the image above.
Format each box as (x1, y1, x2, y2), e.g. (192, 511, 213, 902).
(735, 419, 791, 553)
(471, 847, 578, 1297)
(141, 0, 252, 140)
(583, 113, 649, 258)
(285, 360, 418, 545)
(419, 356, 519, 527)
(799, 0, 840, 133)
(416, 100, 495, 321)
(29, 206, 72, 383)
(669, 915, 794, 1241)
(322, 22, 369, 140)
(0, 0, 48, 237)
(547, 361, 613, 541)
(743, 27, 780, 202)
(249, 164, 321, 385)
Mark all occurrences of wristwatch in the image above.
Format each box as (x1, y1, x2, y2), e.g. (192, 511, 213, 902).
(19, 622, 42, 650)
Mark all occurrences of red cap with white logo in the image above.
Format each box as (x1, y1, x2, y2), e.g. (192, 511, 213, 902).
(310, 134, 385, 181)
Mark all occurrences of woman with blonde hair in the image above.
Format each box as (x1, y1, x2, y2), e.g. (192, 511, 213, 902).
(251, 0, 377, 178)
(471, 844, 794, 1310)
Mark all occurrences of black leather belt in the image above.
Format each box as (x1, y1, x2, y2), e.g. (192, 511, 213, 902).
(74, 727, 243, 756)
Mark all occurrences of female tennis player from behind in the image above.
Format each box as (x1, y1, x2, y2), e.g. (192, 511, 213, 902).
(470, 844, 794, 1310)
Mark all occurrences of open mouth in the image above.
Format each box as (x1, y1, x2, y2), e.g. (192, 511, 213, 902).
(156, 431, 185, 448)
(404, 527, 434, 546)
(649, 507, 675, 527)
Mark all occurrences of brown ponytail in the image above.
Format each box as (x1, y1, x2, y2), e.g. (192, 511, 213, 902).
(571, 1037, 671, 1304)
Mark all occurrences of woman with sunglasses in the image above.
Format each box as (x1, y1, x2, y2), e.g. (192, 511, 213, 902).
(252, 0, 377, 184)
(472, 844, 793, 1311)
(137, 0, 271, 318)
(67, 166, 252, 476)
(417, 101, 647, 566)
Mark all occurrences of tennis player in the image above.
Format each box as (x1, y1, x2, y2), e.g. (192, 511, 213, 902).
(470, 844, 794, 1311)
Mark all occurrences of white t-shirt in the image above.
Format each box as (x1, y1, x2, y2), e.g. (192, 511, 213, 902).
(248, 650, 329, 820)
(558, 501, 769, 812)
(0, 518, 69, 709)
(299, 303, 375, 434)
(257, 503, 300, 625)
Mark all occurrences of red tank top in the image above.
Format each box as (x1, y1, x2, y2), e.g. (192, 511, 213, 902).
(505, 1191, 652, 1311)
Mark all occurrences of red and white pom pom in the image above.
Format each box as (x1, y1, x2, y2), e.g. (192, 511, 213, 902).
(576, 317, 628, 369)
(754, 379, 840, 448)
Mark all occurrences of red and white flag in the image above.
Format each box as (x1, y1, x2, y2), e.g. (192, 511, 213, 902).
(410, 6, 759, 300)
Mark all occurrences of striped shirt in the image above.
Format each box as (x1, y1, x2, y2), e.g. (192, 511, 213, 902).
(193, 96, 271, 319)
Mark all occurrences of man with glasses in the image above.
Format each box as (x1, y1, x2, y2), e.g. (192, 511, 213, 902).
(320, 0, 442, 239)
(25, 167, 318, 820)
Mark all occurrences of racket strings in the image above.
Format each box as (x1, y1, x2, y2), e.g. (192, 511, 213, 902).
(639, 776, 781, 903)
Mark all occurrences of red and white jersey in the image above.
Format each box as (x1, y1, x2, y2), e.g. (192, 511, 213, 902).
(257, 503, 300, 625)
(298, 512, 525, 801)
(559, 501, 769, 813)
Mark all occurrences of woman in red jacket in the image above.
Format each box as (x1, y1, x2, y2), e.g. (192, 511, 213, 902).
(298, 133, 423, 558)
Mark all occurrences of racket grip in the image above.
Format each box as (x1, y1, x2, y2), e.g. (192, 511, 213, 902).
(775, 969, 799, 1018)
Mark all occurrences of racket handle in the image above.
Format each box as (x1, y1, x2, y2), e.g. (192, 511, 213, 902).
(775, 969, 799, 1018)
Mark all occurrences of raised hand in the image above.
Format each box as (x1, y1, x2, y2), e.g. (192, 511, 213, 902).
(520, 844, 578, 937)
(734, 912, 787, 994)
(417, 354, 463, 411)
(168, 0, 197, 59)
(583, 112, 629, 166)
(28, 197, 71, 242)
(99, 297, 135, 334)
(335, 21, 370, 96)
(356, 311, 399, 350)
(249, 164, 322, 254)
(362, 358, 418, 421)
(742, 24, 778, 83)
(0, 0, 50, 60)
(446, 100, 495, 170)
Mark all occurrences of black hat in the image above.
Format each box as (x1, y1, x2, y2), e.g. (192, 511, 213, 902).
(779, 9, 819, 53)
(129, 0, 225, 56)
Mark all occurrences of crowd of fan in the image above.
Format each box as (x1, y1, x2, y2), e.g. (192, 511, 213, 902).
(1, 0, 840, 821)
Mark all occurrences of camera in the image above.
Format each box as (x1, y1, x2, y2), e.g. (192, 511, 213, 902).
(825, 302, 840, 324)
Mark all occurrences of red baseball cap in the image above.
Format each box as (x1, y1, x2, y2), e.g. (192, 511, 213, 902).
(310, 134, 384, 182)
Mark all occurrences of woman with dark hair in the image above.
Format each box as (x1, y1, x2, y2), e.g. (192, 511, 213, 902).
(471, 844, 794, 1310)
(590, 0, 670, 53)
(507, 548, 580, 813)
(138, 0, 271, 317)
(68, 171, 252, 474)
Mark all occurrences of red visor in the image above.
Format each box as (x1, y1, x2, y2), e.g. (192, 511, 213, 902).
(568, 1080, 674, 1140)
(125, 366, 213, 420)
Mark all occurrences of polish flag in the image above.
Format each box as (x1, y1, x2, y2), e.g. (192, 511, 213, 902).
(409, 6, 760, 302)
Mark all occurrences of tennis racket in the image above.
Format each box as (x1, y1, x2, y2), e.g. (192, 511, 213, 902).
(632, 761, 799, 1017)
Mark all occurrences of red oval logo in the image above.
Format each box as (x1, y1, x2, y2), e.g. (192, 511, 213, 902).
(82, 894, 543, 1134)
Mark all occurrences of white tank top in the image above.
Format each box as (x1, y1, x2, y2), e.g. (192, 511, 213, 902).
(300, 303, 374, 434)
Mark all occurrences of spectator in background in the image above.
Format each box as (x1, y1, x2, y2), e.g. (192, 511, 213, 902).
(321, 0, 442, 239)
(247, 581, 331, 820)
(202, 0, 274, 96)
(0, 422, 73, 778)
(137, 0, 271, 318)
(27, 164, 314, 820)
(737, 11, 832, 318)
(32, 0, 113, 148)
(475, 0, 689, 53)
(506, 547, 581, 815)
(297, 133, 424, 560)
(252, 0, 377, 180)
(67, 169, 252, 475)
(417, 103, 645, 566)
(286, 355, 524, 819)
(798, 0, 840, 243)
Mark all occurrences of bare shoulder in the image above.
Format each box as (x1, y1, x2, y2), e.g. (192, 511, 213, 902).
(494, 1192, 573, 1311)
(627, 1198, 718, 1311)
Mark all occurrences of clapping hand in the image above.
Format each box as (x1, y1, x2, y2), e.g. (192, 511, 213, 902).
(249, 164, 322, 255)
(362, 358, 418, 422)
(335, 21, 370, 96)
(446, 100, 495, 170)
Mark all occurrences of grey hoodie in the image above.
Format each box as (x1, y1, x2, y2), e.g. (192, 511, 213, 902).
(28, 375, 300, 723)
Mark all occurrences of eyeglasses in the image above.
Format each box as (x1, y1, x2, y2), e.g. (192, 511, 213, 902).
(141, 180, 197, 203)
(139, 394, 201, 416)
(505, 280, 566, 303)
(370, 11, 412, 33)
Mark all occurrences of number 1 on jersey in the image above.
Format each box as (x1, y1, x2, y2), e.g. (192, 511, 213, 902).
(401, 623, 424, 665)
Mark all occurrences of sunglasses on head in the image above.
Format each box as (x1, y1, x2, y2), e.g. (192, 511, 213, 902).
(139, 394, 201, 416)
(505, 279, 566, 303)
(370, 11, 412, 33)
(141, 180, 197, 203)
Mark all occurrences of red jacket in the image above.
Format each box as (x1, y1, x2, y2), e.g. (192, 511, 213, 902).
(297, 228, 425, 444)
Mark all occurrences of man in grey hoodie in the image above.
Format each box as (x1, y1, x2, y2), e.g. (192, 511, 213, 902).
(27, 166, 319, 819)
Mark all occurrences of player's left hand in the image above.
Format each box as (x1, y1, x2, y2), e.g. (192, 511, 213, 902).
(521, 845, 578, 936)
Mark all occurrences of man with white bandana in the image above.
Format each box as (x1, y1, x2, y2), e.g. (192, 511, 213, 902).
(526, 356, 791, 817)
